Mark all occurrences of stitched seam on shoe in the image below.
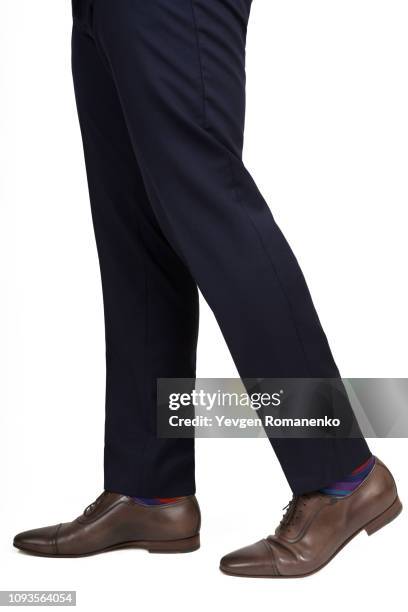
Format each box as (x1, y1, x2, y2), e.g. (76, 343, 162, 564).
(262, 539, 278, 576)
(190, 0, 208, 128)
(54, 523, 62, 556)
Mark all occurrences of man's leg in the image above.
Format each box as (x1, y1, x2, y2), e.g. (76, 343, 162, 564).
(13, 5, 203, 557)
(71, 17, 199, 497)
(91, 0, 369, 493)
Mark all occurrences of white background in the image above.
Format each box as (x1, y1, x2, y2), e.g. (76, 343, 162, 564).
(1, 0, 407, 610)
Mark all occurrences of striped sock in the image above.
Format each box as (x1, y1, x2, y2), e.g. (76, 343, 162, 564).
(320, 455, 375, 497)
(132, 497, 184, 505)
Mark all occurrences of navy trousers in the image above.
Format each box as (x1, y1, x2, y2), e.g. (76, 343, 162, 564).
(71, 0, 370, 496)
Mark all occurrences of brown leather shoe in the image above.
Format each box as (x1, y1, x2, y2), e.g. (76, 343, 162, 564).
(14, 492, 200, 557)
(220, 457, 402, 578)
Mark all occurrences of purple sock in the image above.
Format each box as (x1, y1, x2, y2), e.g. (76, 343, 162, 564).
(320, 456, 375, 497)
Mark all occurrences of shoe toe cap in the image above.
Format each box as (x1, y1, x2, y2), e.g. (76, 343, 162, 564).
(220, 539, 277, 577)
(14, 524, 61, 555)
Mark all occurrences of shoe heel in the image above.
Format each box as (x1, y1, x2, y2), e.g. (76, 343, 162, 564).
(148, 534, 200, 554)
(365, 497, 403, 536)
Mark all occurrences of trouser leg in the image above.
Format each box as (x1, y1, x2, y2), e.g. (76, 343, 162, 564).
(80, 0, 370, 494)
(71, 19, 199, 496)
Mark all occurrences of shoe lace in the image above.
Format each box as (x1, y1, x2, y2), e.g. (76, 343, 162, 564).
(83, 491, 108, 516)
(280, 496, 297, 527)
(279, 493, 313, 528)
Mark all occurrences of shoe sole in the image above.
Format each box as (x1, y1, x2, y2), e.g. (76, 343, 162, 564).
(220, 495, 403, 579)
(13, 534, 200, 557)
